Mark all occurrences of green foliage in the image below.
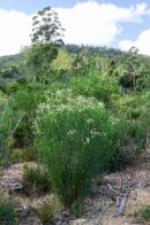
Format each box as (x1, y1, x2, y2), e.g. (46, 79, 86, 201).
(0, 34, 149, 211)
(0, 83, 46, 150)
(0, 83, 47, 167)
(27, 43, 58, 82)
(0, 91, 7, 113)
(112, 91, 150, 167)
(23, 165, 51, 196)
(35, 90, 122, 206)
(0, 66, 20, 94)
(0, 107, 23, 166)
(118, 47, 147, 91)
(10, 148, 37, 163)
(119, 92, 149, 140)
(31, 6, 63, 45)
(118, 123, 146, 167)
(28, 6, 64, 82)
(70, 72, 118, 102)
(0, 66, 19, 79)
(139, 205, 150, 221)
(36, 195, 63, 224)
(10, 83, 46, 112)
(0, 90, 6, 100)
(52, 49, 73, 72)
(0, 198, 20, 225)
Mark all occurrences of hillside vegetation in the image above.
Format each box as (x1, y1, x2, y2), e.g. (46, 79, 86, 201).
(0, 6, 149, 225)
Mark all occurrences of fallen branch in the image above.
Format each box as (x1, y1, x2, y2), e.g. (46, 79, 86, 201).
(113, 189, 130, 217)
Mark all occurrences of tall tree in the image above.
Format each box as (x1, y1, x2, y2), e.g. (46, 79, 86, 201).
(28, 6, 64, 82)
(31, 6, 64, 45)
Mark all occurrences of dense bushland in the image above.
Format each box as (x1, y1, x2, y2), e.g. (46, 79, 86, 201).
(70, 72, 118, 103)
(0, 5, 149, 216)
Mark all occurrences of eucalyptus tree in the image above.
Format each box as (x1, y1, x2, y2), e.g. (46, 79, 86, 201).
(28, 6, 64, 82)
(31, 6, 63, 45)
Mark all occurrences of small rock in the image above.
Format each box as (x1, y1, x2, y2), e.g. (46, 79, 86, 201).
(21, 216, 42, 225)
(70, 219, 91, 225)
(0, 179, 23, 194)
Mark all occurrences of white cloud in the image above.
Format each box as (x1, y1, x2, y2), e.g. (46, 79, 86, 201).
(0, 1, 149, 56)
(56, 1, 149, 46)
(0, 9, 32, 56)
(119, 28, 150, 55)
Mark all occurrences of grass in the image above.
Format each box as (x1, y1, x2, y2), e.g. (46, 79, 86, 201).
(23, 165, 51, 196)
(0, 198, 20, 225)
(36, 194, 63, 224)
(10, 148, 37, 163)
(139, 205, 150, 221)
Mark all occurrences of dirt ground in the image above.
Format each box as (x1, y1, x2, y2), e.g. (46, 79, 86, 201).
(0, 151, 150, 225)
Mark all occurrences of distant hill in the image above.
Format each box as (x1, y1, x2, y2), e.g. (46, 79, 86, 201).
(0, 45, 124, 69)
(1, 45, 150, 71)
(0, 53, 25, 69)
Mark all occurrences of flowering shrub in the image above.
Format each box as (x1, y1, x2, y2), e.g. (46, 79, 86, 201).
(35, 90, 122, 206)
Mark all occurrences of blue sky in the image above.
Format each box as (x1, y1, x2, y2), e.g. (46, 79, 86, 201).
(0, 0, 150, 55)
(0, 0, 150, 13)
